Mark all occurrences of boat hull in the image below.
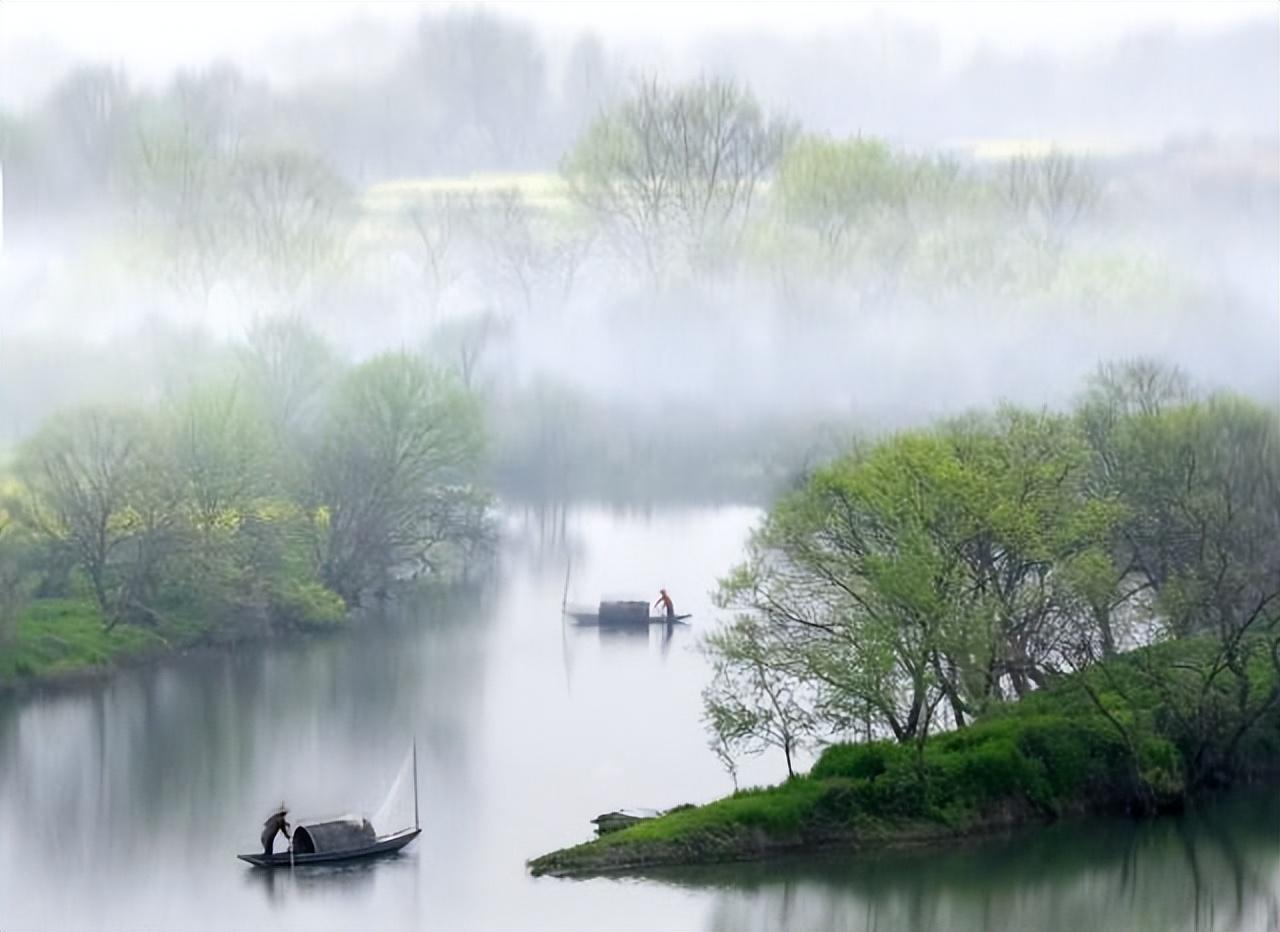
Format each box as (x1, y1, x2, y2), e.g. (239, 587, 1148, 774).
(566, 612, 691, 626)
(237, 828, 420, 868)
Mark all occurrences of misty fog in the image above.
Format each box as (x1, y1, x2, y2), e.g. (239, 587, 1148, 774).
(1, 3, 1276, 502)
(1, 4, 1278, 930)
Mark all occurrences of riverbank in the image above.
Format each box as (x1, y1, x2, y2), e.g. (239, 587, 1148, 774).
(0, 596, 343, 693)
(529, 638, 1280, 877)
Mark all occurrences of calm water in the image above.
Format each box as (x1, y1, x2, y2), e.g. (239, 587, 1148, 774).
(1, 506, 1276, 932)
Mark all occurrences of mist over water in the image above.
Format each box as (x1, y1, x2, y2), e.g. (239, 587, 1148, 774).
(1, 3, 1278, 930)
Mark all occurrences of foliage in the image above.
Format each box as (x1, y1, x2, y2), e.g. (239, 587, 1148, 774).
(313, 353, 489, 605)
(3, 324, 491, 653)
(712, 406, 1122, 762)
(707, 364, 1279, 801)
(702, 617, 820, 777)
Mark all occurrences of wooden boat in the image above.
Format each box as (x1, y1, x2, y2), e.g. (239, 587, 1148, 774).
(237, 822, 420, 867)
(238, 743, 422, 869)
(566, 600, 691, 626)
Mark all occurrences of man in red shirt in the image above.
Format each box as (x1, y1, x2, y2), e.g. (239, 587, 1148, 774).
(654, 588, 675, 620)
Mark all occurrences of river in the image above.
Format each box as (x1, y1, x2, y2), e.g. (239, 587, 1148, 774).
(1, 506, 1276, 931)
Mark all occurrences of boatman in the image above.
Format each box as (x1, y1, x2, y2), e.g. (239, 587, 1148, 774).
(261, 804, 291, 856)
(654, 588, 675, 620)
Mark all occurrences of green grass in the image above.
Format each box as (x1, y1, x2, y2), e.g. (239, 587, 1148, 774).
(0, 599, 171, 685)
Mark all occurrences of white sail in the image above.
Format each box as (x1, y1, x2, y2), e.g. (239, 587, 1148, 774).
(372, 744, 417, 835)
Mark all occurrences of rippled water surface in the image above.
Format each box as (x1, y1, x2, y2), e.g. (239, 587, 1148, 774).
(1, 506, 1276, 931)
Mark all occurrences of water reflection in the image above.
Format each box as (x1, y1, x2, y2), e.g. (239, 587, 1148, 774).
(1, 505, 1275, 932)
(641, 791, 1280, 932)
(243, 854, 410, 902)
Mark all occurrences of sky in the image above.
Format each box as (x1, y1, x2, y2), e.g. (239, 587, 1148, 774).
(1, 0, 1275, 105)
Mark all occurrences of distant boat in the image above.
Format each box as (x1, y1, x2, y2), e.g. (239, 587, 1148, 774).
(565, 600, 691, 626)
(238, 743, 421, 869)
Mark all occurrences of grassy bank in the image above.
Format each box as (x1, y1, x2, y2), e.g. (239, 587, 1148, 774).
(0, 599, 193, 688)
(0, 595, 342, 691)
(529, 639, 1280, 877)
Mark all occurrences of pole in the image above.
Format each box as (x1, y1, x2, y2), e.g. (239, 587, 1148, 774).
(561, 557, 572, 614)
(412, 739, 420, 832)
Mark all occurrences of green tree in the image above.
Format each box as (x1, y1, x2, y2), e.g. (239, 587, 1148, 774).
(703, 616, 819, 779)
(713, 409, 1122, 752)
(313, 354, 487, 604)
(15, 408, 167, 627)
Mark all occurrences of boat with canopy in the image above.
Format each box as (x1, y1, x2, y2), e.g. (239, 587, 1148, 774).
(237, 743, 421, 868)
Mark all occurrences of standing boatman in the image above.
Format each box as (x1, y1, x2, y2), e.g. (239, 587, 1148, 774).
(261, 804, 291, 856)
(654, 588, 675, 620)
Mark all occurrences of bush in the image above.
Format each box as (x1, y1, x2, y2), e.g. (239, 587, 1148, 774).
(270, 580, 347, 630)
(811, 740, 908, 780)
(1138, 737, 1185, 801)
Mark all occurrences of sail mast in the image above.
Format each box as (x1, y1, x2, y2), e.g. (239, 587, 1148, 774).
(412, 738, 420, 831)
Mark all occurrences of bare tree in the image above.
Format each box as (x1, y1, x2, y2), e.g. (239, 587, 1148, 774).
(1002, 150, 1101, 251)
(426, 310, 509, 393)
(564, 76, 793, 281)
(404, 190, 474, 317)
(126, 66, 246, 301)
(234, 146, 350, 301)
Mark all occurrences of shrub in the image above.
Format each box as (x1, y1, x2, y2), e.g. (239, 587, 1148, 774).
(811, 740, 908, 781)
(270, 580, 346, 629)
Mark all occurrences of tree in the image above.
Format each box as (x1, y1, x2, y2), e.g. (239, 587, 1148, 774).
(16, 408, 157, 626)
(234, 145, 349, 301)
(775, 137, 907, 257)
(469, 187, 595, 312)
(1001, 149, 1101, 251)
(713, 408, 1122, 752)
(403, 191, 473, 317)
(0, 503, 33, 644)
(163, 379, 274, 527)
(312, 354, 486, 604)
(426, 310, 509, 393)
(563, 76, 793, 280)
(703, 617, 819, 779)
(124, 66, 248, 301)
(238, 316, 337, 440)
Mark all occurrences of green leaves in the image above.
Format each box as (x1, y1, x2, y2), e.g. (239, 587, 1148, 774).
(709, 360, 1278, 802)
(314, 353, 489, 604)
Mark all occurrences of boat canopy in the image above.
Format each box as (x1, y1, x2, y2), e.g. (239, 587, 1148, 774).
(292, 816, 377, 854)
(598, 601, 649, 625)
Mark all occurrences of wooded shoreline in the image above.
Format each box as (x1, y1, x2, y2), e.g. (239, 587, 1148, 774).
(530, 636, 1280, 877)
